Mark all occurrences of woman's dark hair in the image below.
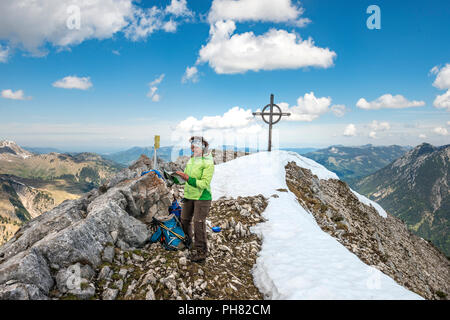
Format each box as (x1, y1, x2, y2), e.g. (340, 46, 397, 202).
(189, 136, 209, 155)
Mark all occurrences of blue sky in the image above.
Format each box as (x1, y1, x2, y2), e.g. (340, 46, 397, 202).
(0, 0, 449, 152)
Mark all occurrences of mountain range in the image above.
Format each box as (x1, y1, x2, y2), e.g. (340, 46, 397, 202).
(103, 146, 178, 166)
(103, 145, 259, 166)
(0, 140, 123, 245)
(3, 140, 448, 258)
(304, 144, 411, 183)
(353, 143, 449, 256)
(281, 147, 318, 154)
(22, 147, 65, 154)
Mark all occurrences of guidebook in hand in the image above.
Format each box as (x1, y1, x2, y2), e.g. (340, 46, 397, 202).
(163, 169, 186, 185)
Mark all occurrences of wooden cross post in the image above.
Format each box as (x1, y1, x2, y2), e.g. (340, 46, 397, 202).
(252, 94, 291, 151)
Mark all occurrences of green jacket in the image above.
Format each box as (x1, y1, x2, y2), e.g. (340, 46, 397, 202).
(183, 153, 215, 200)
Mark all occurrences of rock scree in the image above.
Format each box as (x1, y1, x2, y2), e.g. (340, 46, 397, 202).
(0, 154, 268, 300)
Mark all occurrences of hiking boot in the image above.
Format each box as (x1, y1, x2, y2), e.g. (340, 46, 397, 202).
(189, 249, 206, 263)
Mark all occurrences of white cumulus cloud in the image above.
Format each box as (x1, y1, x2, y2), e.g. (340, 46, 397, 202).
(356, 94, 425, 110)
(166, 0, 193, 17)
(370, 120, 391, 131)
(274, 93, 346, 121)
(147, 74, 165, 102)
(433, 126, 448, 136)
(0, 0, 194, 56)
(433, 90, 450, 111)
(52, 76, 93, 90)
(430, 64, 450, 112)
(124, 6, 165, 41)
(162, 19, 178, 33)
(367, 121, 390, 139)
(330, 104, 347, 117)
(173, 106, 265, 149)
(208, 0, 310, 26)
(150, 74, 165, 86)
(278, 92, 332, 122)
(182, 66, 199, 83)
(1, 89, 31, 100)
(177, 106, 255, 132)
(147, 87, 160, 102)
(187, 1, 332, 80)
(431, 63, 450, 90)
(0, 44, 10, 63)
(197, 20, 336, 75)
(0, 0, 133, 55)
(343, 124, 357, 137)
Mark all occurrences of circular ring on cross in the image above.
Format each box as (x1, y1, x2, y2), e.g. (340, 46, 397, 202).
(261, 104, 283, 124)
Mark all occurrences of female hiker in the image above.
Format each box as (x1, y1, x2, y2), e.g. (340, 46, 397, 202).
(175, 136, 215, 263)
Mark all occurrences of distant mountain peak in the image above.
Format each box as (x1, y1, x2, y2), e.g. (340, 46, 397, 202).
(0, 140, 33, 159)
(413, 142, 435, 155)
(354, 143, 450, 257)
(305, 145, 410, 181)
(404, 143, 449, 161)
(0, 140, 19, 148)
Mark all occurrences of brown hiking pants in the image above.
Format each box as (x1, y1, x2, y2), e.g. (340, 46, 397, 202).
(180, 199, 211, 253)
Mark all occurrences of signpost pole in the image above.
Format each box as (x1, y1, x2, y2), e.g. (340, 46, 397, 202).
(153, 135, 160, 169)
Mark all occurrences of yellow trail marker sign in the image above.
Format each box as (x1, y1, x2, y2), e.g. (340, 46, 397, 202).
(154, 135, 160, 149)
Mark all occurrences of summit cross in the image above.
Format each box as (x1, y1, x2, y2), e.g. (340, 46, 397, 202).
(252, 94, 291, 151)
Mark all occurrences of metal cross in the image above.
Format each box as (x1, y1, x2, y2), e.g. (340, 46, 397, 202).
(252, 94, 291, 151)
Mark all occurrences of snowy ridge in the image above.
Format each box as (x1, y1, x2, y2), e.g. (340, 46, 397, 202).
(211, 150, 422, 300)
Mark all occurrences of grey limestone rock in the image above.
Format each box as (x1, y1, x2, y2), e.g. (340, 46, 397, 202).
(0, 155, 171, 300)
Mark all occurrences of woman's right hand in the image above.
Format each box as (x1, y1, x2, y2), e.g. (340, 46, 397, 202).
(176, 171, 189, 181)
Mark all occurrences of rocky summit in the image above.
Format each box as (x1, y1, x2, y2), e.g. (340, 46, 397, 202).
(0, 154, 267, 300)
(0, 154, 173, 299)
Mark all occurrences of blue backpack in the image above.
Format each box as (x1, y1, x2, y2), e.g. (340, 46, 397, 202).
(150, 214, 189, 251)
(168, 199, 182, 218)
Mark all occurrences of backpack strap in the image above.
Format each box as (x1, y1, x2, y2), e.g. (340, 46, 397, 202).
(159, 222, 185, 242)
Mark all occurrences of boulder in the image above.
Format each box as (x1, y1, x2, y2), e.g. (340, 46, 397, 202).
(102, 246, 115, 263)
(0, 155, 171, 300)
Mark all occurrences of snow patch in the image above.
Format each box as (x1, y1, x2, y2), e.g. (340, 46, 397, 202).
(211, 150, 421, 300)
(212, 150, 337, 200)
